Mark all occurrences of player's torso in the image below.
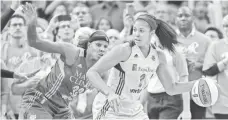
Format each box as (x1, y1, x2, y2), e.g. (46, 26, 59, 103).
(109, 45, 159, 100)
(94, 45, 159, 116)
(37, 49, 89, 102)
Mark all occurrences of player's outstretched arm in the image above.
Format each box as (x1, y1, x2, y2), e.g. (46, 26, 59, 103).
(156, 50, 195, 95)
(22, 3, 65, 55)
(87, 43, 131, 95)
(87, 43, 131, 113)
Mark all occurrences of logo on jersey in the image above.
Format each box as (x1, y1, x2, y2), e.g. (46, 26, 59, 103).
(139, 74, 146, 87)
(132, 64, 138, 71)
(130, 89, 142, 93)
(134, 54, 139, 58)
(69, 70, 90, 97)
(151, 55, 156, 61)
(132, 64, 154, 72)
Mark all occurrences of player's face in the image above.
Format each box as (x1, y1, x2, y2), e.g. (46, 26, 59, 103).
(87, 41, 109, 61)
(58, 21, 74, 42)
(133, 19, 152, 47)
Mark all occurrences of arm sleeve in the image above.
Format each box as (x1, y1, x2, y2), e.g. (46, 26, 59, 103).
(1, 69, 14, 78)
(1, 8, 15, 31)
(203, 64, 220, 76)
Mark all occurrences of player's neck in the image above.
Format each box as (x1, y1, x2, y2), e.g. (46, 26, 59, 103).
(85, 56, 96, 69)
(138, 44, 150, 58)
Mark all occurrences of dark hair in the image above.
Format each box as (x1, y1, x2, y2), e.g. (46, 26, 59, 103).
(78, 30, 109, 49)
(136, 14, 178, 52)
(95, 17, 113, 30)
(8, 14, 26, 26)
(204, 26, 223, 39)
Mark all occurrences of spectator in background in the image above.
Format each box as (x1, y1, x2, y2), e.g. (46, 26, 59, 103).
(132, 0, 156, 13)
(1, 0, 20, 31)
(204, 27, 224, 41)
(90, 1, 125, 31)
(221, 1, 228, 17)
(106, 29, 121, 50)
(54, 15, 75, 43)
(193, 1, 211, 33)
(71, 3, 92, 28)
(175, 6, 211, 119)
(52, 4, 67, 16)
(202, 15, 228, 119)
(1, 14, 38, 119)
(120, 8, 135, 41)
(167, 4, 179, 28)
(96, 17, 113, 32)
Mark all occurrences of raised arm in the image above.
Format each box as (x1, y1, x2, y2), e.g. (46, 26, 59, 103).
(23, 3, 64, 55)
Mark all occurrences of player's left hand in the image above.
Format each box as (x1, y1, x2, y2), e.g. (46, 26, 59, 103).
(177, 110, 191, 120)
(107, 92, 121, 113)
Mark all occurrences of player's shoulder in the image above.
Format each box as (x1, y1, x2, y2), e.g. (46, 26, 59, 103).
(112, 41, 133, 53)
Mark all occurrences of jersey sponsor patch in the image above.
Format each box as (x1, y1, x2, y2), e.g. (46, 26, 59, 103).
(132, 64, 137, 71)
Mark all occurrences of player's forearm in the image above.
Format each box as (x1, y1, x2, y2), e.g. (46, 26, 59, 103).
(158, 64, 195, 95)
(179, 75, 191, 111)
(27, 18, 38, 47)
(182, 92, 191, 111)
(87, 69, 113, 96)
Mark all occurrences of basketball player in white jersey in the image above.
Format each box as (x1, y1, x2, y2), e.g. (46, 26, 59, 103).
(19, 4, 109, 119)
(87, 14, 200, 120)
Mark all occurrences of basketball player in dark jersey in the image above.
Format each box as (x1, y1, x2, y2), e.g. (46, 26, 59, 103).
(19, 3, 109, 119)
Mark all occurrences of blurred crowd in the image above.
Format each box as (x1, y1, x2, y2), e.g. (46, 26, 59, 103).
(1, 0, 228, 119)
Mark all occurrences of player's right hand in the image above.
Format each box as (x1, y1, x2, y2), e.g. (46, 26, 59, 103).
(107, 92, 121, 113)
(21, 3, 37, 24)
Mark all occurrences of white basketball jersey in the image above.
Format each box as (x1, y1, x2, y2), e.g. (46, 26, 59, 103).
(93, 44, 159, 118)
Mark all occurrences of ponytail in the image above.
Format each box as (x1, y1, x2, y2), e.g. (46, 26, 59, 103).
(136, 14, 179, 53)
(155, 19, 178, 52)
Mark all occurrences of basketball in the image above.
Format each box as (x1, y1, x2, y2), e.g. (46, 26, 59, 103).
(191, 78, 219, 107)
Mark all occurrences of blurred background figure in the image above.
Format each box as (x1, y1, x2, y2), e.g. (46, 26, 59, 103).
(90, 1, 125, 31)
(106, 29, 121, 50)
(204, 26, 224, 41)
(71, 2, 92, 28)
(96, 17, 113, 32)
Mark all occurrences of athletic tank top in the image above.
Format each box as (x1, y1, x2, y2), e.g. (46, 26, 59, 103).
(36, 48, 89, 103)
(94, 42, 159, 117)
